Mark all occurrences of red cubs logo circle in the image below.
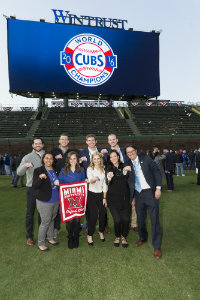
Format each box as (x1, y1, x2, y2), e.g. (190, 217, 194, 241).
(60, 33, 117, 87)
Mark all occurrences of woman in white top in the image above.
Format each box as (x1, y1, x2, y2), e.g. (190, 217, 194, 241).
(87, 151, 108, 246)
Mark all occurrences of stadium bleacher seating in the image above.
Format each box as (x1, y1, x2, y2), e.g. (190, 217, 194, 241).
(129, 106, 200, 135)
(0, 111, 35, 138)
(1, 106, 200, 140)
(34, 107, 133, 137)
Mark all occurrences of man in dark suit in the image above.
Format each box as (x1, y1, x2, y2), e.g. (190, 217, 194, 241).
(101, 133, 130, 164)
(79, 134, 102, 171)
(51, 133, 71, 174)
(195, 147, 200, 185)
(163, 147, 175, 191)
(188, 150, 195, 170)
(125, 144, 162, 259)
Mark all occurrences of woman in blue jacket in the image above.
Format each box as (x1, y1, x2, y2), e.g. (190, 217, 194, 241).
(58, 151, 86, 249)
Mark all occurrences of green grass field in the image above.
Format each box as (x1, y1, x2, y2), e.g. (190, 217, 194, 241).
(0, 171, 200, 300)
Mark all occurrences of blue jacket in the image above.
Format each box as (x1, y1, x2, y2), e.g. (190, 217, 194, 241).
(58, 168, 86, 184)
(79, 148, 102, 171)
(104, 146, 130, 165)
(4, 155, 10, 166)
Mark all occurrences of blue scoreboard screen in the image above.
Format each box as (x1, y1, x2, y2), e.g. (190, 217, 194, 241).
(7, 19, 160, 97)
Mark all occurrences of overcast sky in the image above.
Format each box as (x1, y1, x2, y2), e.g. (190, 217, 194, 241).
(0, 0, 200, 108)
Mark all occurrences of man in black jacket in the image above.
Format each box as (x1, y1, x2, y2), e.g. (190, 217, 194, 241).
(163, 147, 175, 191)
(125, 144, 162, 259)
(174, 150, 185, 176)
(0, 154, 4, 175)
(188, 150, 195, 170)
(51, 133, 71, 173)
(195, 148, 200, 185)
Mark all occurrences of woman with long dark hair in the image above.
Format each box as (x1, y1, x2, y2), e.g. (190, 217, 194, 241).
(32, 152, 60, 251)
(106, 150, 131, 248)
(58, 151, 86, 249)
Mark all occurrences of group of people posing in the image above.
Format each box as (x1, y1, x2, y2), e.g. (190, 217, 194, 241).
(17, 133, 163, 259)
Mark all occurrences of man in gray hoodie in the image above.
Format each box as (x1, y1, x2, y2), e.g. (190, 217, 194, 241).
(17, 138, 45, 245)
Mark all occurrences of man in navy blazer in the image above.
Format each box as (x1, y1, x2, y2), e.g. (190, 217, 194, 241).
(101, 133, 130, 164)
(163, 147, 175, 191)
(51, 133, 71, 174)
(125, 144, 162, 259)
(79, 134, 102, 171)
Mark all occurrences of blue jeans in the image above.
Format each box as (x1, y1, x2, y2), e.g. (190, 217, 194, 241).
(5, 165, 10, 175)
(11, 171, 17, 185)
(14, 175, 25, 187)
(176, 163, 184, 175)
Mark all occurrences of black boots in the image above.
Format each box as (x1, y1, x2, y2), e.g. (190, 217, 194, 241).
(68, 234, 79, 249)
(68, 237, 74, 249)
(73, 234, 79, 248)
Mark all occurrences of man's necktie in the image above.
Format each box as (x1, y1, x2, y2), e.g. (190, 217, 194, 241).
(132, 160, 142, 193)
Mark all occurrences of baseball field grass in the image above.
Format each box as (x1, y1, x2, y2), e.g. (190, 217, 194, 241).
(0, 171, 200, 300)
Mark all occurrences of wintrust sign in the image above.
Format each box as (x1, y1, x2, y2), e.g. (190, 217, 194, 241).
(52, 9, 128, 29)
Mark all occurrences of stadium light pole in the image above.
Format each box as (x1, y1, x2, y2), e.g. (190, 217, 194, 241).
(64, 97, 68, 107)
(39, 96, 45, 107)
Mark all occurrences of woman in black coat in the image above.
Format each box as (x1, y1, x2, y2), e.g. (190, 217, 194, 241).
(32, 152, 60, 251)
(106, 150, 131, 248)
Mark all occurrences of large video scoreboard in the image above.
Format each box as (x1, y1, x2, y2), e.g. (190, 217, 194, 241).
(7, 18, 160, 99)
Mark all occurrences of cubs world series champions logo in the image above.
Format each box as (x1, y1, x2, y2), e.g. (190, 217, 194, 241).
(60, 33, 117, 86)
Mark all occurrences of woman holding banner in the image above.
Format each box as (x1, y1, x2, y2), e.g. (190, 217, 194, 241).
(32, 152, 60, 251)
(106, 150, 131, 248)
(87, 151, 107, 246)
(58, 151, 86, 249)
